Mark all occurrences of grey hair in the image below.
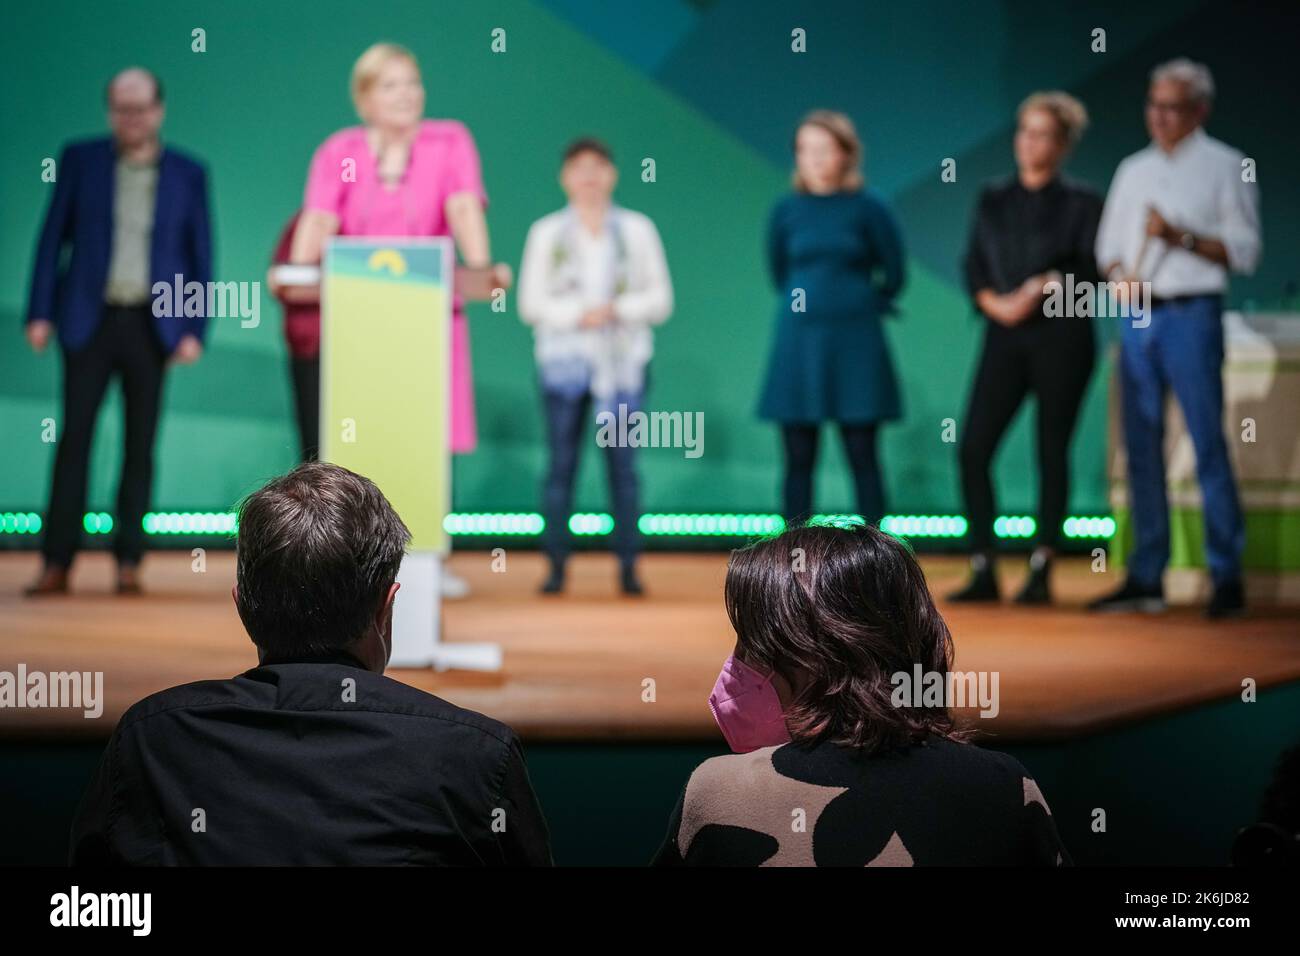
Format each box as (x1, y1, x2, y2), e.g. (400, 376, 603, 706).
(1151, 58, 1215, 105)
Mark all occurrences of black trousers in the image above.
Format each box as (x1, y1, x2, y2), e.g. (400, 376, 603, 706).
(290, 355, 320, 462)
(781, 422, 884, 526)
(44, 306, 167, 568)
(958, 319, 1095, 552)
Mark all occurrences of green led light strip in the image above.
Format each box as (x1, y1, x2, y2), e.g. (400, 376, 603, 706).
(0, 512, 1118, 539)
(880, 514, 968, 538)
(569, 513, 614, 536)
(1, 512, 43, 534)
(638, 513, 785, 536)
(1063, 515, 1117, 539)
(993, 514, 1036, 539)
(443, 513, 543, 535)
(83, 512, 114, 534)
(143, 512, 238, 534)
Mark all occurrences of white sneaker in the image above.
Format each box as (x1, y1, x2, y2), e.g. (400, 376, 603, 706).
(441, 567, 470, 599)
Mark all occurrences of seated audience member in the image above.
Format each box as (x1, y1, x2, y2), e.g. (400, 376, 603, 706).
(654, 522, 1070, 866)
(1231, 742, 1299, 866)
(69, 462, 552, 866)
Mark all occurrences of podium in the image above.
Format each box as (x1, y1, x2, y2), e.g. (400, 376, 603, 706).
(318, 237, 501, 670)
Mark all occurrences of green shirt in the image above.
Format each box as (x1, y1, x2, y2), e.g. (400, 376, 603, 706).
(103, 158, 159, 306)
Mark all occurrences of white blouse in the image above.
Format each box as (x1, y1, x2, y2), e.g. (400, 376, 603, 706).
(518, 205, 673, 400)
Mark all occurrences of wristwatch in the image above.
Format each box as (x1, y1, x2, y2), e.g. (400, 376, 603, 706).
(1179, 230, 1196, 251)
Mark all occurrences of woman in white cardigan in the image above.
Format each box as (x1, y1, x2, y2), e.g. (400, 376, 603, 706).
(518, 138, 674, 595)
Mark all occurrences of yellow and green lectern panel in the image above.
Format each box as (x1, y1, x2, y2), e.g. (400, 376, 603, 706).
(321, 238, 452, 554)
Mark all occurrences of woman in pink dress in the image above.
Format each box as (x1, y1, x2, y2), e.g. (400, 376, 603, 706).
(290, 42, 504, 595)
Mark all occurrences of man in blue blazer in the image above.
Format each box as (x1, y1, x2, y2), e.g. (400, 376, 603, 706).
(25, 67, 212, 596)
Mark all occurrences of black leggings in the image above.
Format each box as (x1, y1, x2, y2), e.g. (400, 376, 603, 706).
(959, 323, 1094, 552)
(290, 356, 320, 462)
(781, 423, 884, 525)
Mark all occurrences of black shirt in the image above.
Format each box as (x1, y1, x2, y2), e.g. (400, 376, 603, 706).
(652, 735, 1070, 866)
(69, 654, 553, 866)
(963, 175, 1103, 319)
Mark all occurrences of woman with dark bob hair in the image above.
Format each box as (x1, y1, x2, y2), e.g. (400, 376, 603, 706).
(653, 522, 1070, 866)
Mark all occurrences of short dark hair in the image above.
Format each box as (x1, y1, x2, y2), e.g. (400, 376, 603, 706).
(105, 68, 164, 105)
(724, 522, 970, 754)
(562, 136, 613, 164)
(235, 462, 410, 658)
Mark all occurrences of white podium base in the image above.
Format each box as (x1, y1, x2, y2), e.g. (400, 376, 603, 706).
(389, 552, 501, 672)
(430, 642, 503, 672)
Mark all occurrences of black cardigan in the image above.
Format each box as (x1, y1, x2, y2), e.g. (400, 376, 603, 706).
(653, 734, 1070, 866)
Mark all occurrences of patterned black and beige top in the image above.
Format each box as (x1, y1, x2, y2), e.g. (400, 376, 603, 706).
(653, 735, 1070, 866)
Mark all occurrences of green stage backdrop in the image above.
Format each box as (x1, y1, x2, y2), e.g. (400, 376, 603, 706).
(2, 0, 1296, 530)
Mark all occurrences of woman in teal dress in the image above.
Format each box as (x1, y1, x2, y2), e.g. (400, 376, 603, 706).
(758, 110, 906, 525)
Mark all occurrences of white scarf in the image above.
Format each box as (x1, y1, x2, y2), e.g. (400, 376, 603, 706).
(540, 206, 646, 402)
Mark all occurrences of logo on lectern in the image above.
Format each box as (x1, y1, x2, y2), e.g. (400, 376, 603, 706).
(367, 248, 409, 276)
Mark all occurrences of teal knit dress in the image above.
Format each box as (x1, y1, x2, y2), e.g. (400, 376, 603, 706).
(757, 189, 906, 423)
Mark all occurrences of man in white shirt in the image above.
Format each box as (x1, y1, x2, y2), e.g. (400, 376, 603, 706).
(1091, 58, 1261, 618)
(517, 138, 674, 595)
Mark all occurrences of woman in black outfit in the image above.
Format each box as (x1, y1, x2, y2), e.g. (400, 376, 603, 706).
(653, 523, 1069, 866)
(950, 92, 1103, 605)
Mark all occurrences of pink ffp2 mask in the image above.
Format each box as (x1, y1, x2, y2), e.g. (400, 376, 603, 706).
(708, 654, 791, 753)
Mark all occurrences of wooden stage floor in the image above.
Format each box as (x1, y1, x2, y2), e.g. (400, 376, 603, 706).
(1, 551, 1296, 742)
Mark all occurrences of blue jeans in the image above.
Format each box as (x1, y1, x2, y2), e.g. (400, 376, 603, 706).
(1119, 295, 1244, 586)
(541, 386, 642, 568)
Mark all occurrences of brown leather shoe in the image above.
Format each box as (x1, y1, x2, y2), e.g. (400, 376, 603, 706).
(117, 564, 143, 596)
(24, 566, 69, 597)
